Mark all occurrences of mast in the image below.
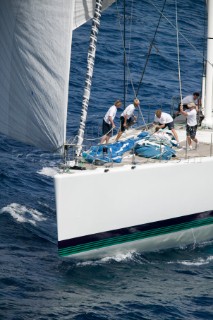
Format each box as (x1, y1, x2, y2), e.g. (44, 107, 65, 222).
(201, 63, 206, 112)
(202, 0, 213, 128)
(124, 0, 126, 108)
(75, 0, 103, 157)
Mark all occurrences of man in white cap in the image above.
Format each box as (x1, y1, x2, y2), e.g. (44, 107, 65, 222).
(180, 102, 199, 150)
(174, 92, 200, 118)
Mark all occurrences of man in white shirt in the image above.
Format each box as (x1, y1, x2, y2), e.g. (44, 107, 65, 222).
(100, 100, 122, 144)
(174, 92, 200, 118)
(154, 109, 180, 145)
(179, 102, 199, 150)
(115, 98, 140, 141)
(182, 92, 200, 106)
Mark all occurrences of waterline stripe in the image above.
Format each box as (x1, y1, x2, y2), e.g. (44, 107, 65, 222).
(59, 218, 212, 254)
(58, 215, 213, 257)
(59, 211, 213, 249)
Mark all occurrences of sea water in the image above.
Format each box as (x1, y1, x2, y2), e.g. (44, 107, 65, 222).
(0, 0, 212, 319)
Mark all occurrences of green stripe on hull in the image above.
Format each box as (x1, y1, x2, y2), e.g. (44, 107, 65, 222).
(58, 217, 213, 257)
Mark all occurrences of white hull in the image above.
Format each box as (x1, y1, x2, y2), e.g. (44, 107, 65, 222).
(54, 157, 213, 259)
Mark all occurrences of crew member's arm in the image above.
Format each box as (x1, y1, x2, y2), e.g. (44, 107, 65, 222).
(157, 123, 166, 129)
(109, 116, 115, 128)
(154, 123, 166, 132)
(179, 104, 188, 116)
(123, 114, 128, 127)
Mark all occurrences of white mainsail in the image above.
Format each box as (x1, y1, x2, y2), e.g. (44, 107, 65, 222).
(0, 0, 115, 151)
(73, 0, 116, 30)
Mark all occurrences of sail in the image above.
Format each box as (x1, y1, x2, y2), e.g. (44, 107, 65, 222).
(0, 0, 115, 151)
(73, 0, 116, 30)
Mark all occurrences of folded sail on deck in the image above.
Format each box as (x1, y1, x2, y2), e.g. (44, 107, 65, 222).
(0, 0, 115, 151)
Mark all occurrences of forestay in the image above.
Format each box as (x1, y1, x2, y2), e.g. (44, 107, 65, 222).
(0, 0, 115, 151)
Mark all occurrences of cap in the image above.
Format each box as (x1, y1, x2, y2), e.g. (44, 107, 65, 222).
(187, 102, 196, 108)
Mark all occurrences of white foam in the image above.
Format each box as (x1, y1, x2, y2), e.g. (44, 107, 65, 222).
(37, 167, 58, 177)
(0, 203, 46, 225)
(101, 251, 136, 262)
(180, 256, 213, 266)
(168, 255, 213, 266)
(76, 251, 137, 266)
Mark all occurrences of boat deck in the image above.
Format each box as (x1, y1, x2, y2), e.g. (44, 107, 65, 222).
(76, 115, 213, 170)
(111, 130, 212, 166)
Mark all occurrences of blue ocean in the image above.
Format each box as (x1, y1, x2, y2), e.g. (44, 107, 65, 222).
(0, 0, 212, 319)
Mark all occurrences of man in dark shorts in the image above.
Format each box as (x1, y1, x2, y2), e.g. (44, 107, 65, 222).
(154, 109, 180, 146)
(179, 102, 199, 150)
(100, 100, 122, 144)
(115, 98, 140, 141)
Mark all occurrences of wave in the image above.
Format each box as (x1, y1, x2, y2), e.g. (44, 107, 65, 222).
(177, 256, 213, 266)
(37, 167, 59, 177)
(76, 250, 139, 267)
(0, 203, 47, 226)
(74, 241, 213, 267)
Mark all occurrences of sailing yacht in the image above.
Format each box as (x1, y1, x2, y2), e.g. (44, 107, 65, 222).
(55, 0, 213, 259)
(0, 0, 212, 259)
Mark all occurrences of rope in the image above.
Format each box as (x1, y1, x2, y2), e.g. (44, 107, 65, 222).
(125, 0, 135, 100)
(116, 2, 136, 96)
(201, 2, 207, 94)
(84, 127, 117, 142)
(137, 106, 149, 130)
(175, 0, 182, 103)
(149, 0, 211, 67)
(136, 0, 167, 98)
(126, 0, 135, 64)
(115, 3, 149, 130)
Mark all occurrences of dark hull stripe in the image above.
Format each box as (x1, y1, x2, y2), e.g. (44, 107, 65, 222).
(58, 211, 213, 257)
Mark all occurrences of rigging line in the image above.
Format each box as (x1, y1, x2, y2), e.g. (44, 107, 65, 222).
(115, 2, 150, 129)
(175, 0, 182, 103)
(201, 2, 207, 90)
(126, 0, 134, 96)
(148, 0, 212, 67)
(137, 105, 149, 130)
(117, 0, 135, 100)
(127, 0, 134, 61)
(84, 127, 118, 142)
(136, 0, 167, 98)
(123, 58, 148, 129)
(124, 0, 126, 108)
(116, 2, 136, 96)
